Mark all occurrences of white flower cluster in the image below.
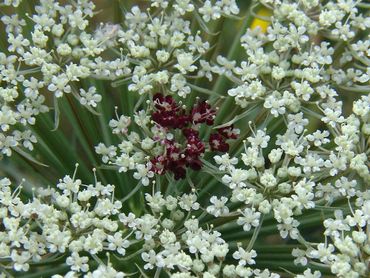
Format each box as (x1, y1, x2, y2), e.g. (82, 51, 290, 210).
(95, 110, 156, 186)
(0, 172, 127, 277)
(0, 0, 22, 7)
(1, 0, 369, 277)
(1, 173, 284, 277)
(0, 0, 110, 158)
(210, 96, 369, 276)
(110, 0, 239, 96)
(97, 1, 369, 276)
(223, 0, 369, 114)
(293, 199, 370, 278)
(93, 95, 369, 276)
(0, 0, 243, 158)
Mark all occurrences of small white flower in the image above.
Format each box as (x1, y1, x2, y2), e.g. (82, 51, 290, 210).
(133, 163, 154, 186)
(47, 74, 71, 98)
(222, 168, 249, 189)
(199, 1, 221, 22)
(206, 196, 229, 217)
(175, 52, 197, 74)
(237, 208, 261, 231)
(57, 175, 81, 195)
(107, 232, 130, 255)
(248, 130, 270, 149)
(179, 193, 200, 211)
(79, 87, 102, 108)
(232, 247, 257, 266)
(214, 153, 238, 171)
(109, 115, 131, 134)
(66, 252, 89, 272)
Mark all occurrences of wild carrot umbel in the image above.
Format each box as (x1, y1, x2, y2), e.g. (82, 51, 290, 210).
(0, 0, 369, 277)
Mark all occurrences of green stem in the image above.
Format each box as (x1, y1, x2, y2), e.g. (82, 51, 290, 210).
(247, 215, 264, 251)
(120, 181, 142, 203)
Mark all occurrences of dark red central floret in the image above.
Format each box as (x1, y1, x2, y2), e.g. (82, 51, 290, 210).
(150, 93, 237, 180)
(191, 101, 215, 125)
(209, 133, 229, 152)
(217, 125, 239, 139)
(152, 93, 190, 129)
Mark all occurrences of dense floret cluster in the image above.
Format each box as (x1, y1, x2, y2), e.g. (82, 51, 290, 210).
(96, 93, 238, 181)
(0, 0, 369, 277)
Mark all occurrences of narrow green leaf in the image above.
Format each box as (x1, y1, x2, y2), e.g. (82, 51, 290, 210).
(52, 96, 60, 131)
(13, 147, 49, 167)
